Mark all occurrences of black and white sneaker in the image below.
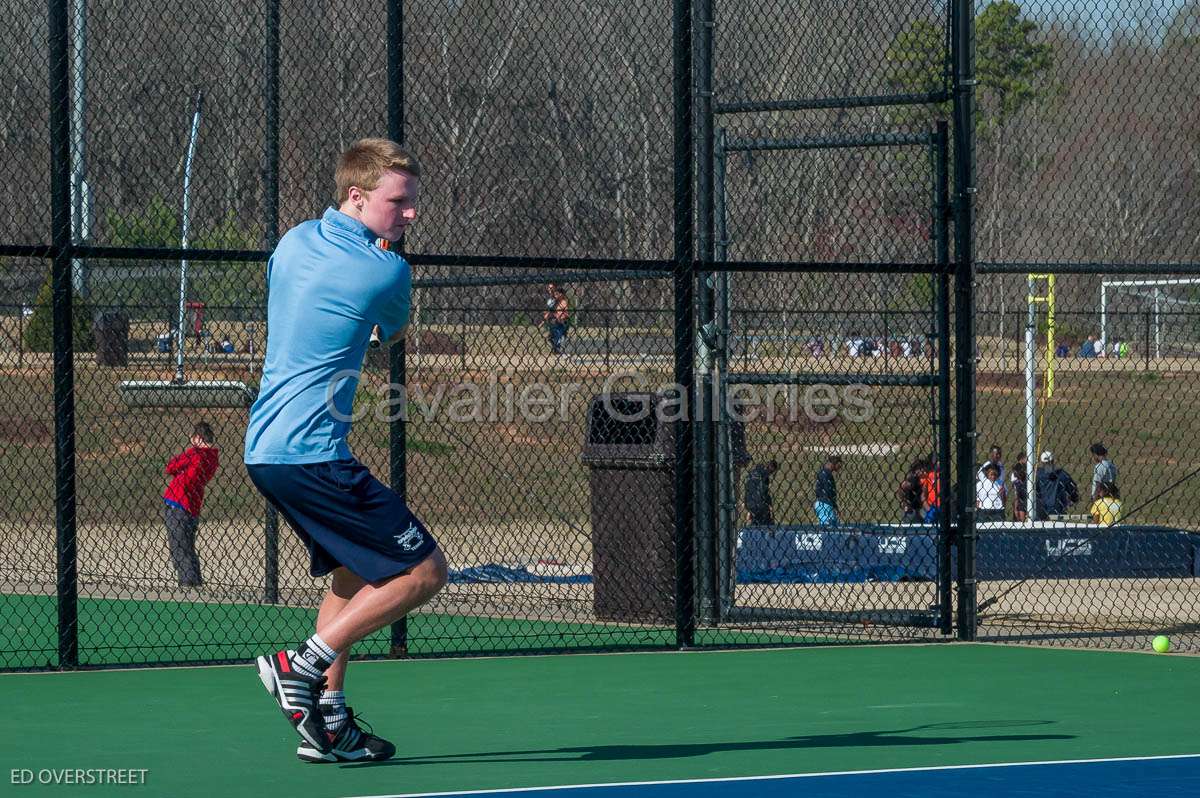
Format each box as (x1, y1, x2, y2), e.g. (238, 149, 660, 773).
(296, 708, 396, 763)
(255, 650, 331, 753)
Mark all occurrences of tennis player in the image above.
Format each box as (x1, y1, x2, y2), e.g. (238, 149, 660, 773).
(245, 138, 447, 763)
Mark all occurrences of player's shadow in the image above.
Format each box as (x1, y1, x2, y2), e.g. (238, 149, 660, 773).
(342, 720, 1072, 769)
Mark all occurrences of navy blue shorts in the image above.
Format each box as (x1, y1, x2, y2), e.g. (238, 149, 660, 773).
(247, 458, 438, 583)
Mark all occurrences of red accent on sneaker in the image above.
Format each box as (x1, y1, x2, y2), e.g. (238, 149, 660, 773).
(277, 650, 291, 673)
(327, 731, 338, 743)
(291, 711, 304, 721)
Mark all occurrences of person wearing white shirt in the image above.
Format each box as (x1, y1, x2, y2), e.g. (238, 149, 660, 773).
(975, 463, 1006, 523)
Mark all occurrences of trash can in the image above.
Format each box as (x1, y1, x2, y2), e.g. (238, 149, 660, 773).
(93, 311, 129, 367)
(581, 392, 676, 623)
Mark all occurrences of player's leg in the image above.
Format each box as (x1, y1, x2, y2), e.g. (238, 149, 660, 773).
(293, 559, 445, 763)
(295, 567, 368, 763)
(315, 567, 364, 691)
(316, 547, 447, 652)
(249, 459, 444, 759)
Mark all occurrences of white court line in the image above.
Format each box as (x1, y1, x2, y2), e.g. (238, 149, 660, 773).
(343, 753, 1200, 798)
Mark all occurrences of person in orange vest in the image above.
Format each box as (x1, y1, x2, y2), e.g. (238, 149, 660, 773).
(921, 453, 942, 524)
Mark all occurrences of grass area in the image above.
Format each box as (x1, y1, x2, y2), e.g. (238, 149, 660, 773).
(0, 593, 818, 669)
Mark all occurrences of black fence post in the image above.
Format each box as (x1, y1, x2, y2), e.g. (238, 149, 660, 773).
(933, 122, 953, 636)
(49, 0, 78, 669)
(692, 0, 717, 626)
(672, 0, 696, 648)
(952, 0, 978, 641)
(262, 0, 281, 606)
(387, 0, 408, 657)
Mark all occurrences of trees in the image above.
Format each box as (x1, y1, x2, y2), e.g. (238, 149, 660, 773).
(975, 1, 1055, 134)
(24, 274, 95, 354)
(886, 1, 1055, 133)
(888, 2, 1056, 333)
(89, 197, 262, 320)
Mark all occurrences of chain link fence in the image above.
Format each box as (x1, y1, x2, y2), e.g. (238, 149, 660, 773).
(969, 0, 1200, 649)
(2, 0, 1198, 670)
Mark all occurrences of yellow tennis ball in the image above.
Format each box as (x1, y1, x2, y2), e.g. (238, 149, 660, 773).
(1152, 635, 1170, 654)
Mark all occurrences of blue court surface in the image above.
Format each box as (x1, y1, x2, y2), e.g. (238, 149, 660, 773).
(352, 755, 1200, 798)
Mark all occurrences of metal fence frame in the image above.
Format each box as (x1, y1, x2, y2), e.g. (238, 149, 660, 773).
(13, 0, 1194, 670)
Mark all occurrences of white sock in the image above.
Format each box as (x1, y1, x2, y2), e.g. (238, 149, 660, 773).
(320, 690, 348, 734)
(292, 633, 338, 680)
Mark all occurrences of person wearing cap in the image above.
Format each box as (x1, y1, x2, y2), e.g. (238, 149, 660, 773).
(1033, 451, 1079, 521)
(1089, 443, 1117, 500)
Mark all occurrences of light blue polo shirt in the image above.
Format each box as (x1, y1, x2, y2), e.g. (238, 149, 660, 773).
(244, 208, 411, 464)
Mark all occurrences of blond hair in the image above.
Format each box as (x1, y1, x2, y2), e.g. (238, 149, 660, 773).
(334, 138, 422, 204)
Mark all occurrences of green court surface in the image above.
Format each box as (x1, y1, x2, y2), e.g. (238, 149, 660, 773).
(1, 594, 811, 668)
(6, 644, 1199, 797)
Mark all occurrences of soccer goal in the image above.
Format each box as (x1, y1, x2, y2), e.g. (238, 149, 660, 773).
(1101, 278, 1200, 360)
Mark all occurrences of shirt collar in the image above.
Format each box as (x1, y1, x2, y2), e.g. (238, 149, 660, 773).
(322, 207, 375, 243)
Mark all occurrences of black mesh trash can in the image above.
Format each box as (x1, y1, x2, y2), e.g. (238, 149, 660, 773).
(581, 392, 676, 623)
(93, 311, 129, 367)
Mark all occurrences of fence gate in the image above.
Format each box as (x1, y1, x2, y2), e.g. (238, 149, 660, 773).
(688, 0, 968, 645)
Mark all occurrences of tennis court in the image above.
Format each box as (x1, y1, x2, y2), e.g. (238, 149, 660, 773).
(8, 644, 1199, 797)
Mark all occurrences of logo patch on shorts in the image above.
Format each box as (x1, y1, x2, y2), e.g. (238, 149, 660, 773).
(394, 523, 424, 552)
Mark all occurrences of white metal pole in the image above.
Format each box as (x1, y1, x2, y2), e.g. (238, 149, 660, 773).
(175, 90, 204, 383)
(1154, 287, 1161, 360)
(1100, 282, 1107, 353)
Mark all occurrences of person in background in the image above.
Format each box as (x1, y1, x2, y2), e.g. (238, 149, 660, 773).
(1089, 443, 1117, 500)
(744, 459, 778, 525)
(975, 462, 1006, 523)
(814, 454, 842, 526)
(538, 283, 570, 355)
(163, 422, 220, 587)
(898, 459, 927, 524)
(1034, 451, 1079, 521)
(922, 453, 942, 524)
(1090, 482, 1122, 526)
(979, 444, 1004, 482)
(1010, 455, 1030, 522)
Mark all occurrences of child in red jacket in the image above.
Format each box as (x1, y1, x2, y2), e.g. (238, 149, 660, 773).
(163, 422, 220, 587)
